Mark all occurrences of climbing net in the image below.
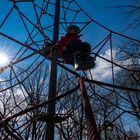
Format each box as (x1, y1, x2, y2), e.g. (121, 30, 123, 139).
(0, 0, 140, 139)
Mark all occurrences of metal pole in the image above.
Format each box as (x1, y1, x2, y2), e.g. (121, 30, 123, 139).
(45, 0, 60, 140)
(80, 77, 100, 140)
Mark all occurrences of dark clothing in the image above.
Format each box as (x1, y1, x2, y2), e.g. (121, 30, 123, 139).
(56, 33, 91, 64)
(61, 40, 91, 64)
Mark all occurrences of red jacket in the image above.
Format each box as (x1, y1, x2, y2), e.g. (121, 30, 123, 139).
(56, 34, 81, 55)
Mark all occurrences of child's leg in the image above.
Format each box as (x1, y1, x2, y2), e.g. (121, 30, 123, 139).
(73, 42, 95, 70)
(79, 42, 91, 53)
(62, 40, 81, 64)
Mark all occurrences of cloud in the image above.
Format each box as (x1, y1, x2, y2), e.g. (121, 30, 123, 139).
(91, 48, 120, 81)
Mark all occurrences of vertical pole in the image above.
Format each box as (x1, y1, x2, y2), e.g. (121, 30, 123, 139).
(79, 77, 100, 140)
(45, 0, 60, 140)
(104, 128, 107, 140)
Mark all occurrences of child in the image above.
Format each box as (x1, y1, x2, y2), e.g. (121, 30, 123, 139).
(44, 25, 95, 70)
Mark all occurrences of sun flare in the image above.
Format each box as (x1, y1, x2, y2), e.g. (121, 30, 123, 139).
(0, 53, 9, 66)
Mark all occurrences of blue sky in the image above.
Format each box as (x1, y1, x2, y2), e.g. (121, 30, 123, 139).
(79, 0, 139, 38)
(0, 0, 136, 38)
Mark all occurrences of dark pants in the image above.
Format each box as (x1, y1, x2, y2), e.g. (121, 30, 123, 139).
(62, 40, 91, 64)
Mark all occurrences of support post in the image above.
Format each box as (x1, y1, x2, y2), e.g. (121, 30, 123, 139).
(45, 0, 60, 140)
(79, 77, 100, 140)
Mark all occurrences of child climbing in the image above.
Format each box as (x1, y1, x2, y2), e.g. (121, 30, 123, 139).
(44, 25, 95, 70)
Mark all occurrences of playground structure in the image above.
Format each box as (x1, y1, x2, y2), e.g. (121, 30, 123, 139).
(0, 0, 140, 140)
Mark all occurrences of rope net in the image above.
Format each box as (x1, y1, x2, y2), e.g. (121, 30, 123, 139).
(0, 0, 139, 139)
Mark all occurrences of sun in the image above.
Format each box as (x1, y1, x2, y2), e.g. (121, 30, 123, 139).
(0, 53, 9, 66)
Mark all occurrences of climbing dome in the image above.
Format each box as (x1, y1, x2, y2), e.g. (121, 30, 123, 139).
(0, 0, 140, 139)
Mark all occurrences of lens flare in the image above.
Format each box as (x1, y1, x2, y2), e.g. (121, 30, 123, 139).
(0, 53, 9, 66)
